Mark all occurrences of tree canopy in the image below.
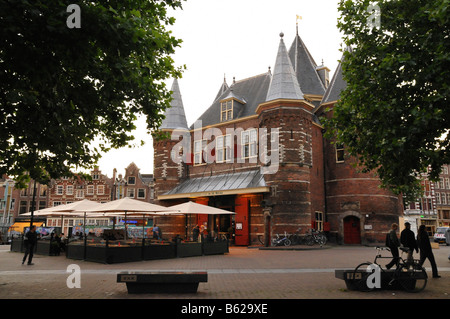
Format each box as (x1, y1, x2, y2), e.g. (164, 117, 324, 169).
(0, 0, 184, 187)
(326, 0, 449, 201)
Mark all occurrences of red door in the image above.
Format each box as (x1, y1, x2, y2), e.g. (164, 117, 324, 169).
(344, 216, 361, 244)
(234, 197, 249, 245)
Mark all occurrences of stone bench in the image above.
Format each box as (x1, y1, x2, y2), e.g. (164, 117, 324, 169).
(117, 271, 208, 294)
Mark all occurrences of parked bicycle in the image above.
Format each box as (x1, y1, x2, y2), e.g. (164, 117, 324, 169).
(351, 246, 427, 293)
(288, 228, 303, 245)
(304, 228, 327, 246)
(271, 232, 291, 246)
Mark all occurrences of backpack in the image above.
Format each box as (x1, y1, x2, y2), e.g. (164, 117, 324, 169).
(385, 233, 390, 247)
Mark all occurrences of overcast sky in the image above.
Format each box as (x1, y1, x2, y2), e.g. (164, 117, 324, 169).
(96, 0, 343, 178)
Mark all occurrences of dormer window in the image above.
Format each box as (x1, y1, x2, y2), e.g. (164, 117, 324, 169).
(221, 100, 233, 122)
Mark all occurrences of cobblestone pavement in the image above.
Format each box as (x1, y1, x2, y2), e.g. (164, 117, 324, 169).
(1, 244, 449, 301)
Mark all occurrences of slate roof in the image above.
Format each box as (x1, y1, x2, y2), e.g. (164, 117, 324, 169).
(190, 72, 272, 128)
(265, 33, 304, 102)
(320, 51, 347, 105)
(190, 32, 329, 128)
(160, 78, 189, 130)
(288, 33, 326, 96)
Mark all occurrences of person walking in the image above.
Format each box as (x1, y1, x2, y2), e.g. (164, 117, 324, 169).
(417, 225, 440, 278)
(385, 223, 400, 269)
(22, 225, 38, 265)
(400, 222, 418, 266)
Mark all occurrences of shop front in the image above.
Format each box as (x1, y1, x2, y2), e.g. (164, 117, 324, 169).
(158, 170, 269, 246)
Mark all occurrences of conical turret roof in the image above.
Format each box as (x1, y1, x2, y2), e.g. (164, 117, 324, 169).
(288, 32, 325, 96)
(266, 33, 304, 102)
(160, 78, 189, 130)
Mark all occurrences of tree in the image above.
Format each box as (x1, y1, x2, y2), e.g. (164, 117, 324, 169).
(0, 0, 184, 187)
(326, 0, 450, 201)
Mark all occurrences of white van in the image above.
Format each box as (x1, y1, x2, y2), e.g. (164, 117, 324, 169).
(433, 227, 450, 244)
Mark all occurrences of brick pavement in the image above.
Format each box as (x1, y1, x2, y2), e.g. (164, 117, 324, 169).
(1, 244, 449, 302)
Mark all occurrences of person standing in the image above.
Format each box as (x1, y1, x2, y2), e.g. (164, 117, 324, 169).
(400, 222, 418, 266)
(192, 224, 200, 242)
(152, 224, 161, 240)
(385, 223, 400, 269)
(417, 225, 440, 278)
(22, 225, 38, 265)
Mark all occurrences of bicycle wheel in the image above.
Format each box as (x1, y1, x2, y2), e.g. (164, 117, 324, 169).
(305, 235, 314, 246)
(351, 263, 376, 292)
(318, 234, 327, 246)
(395, 263, 427, 293)
(290, 234, 300, 245)
(283, 238, 291, 246)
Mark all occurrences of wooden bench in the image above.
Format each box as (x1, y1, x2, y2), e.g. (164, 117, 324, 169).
(117, 271, 208, 294)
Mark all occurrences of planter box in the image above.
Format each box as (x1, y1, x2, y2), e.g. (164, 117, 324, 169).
(35, 241, 52, 255)
(86, 245, 142, 264)
(66, 243, 85, 260)
(143, 243, 176, 260)
(10, 238, 24, 252)
(176, 242, 202, 258)
(202, 240, 229, 255)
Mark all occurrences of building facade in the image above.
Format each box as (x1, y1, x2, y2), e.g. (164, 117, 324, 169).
(153, 30, 404, 245)
(434, 164, 450, 227)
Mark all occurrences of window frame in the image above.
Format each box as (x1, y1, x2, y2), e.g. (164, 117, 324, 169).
(216, 134, 232, 163)
(194, 139, 208, 166)
(336, 144, 345, 163)
(241, 129, 257, 159)
(220, 100, 233, 122)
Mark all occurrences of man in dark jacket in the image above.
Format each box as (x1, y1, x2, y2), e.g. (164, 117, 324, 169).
(386, 223, 401, 269)
(417, 225, 440, 278)
(400, 222, 418, 266)
(22, 225, 38, 265)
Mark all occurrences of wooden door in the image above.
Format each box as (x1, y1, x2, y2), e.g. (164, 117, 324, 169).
(234, 197, 249, 245)
(344, 216, 361, 244)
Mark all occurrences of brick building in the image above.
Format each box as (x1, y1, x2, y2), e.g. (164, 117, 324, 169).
(153, 29, 404, 246)
(434, 164, 450, 227)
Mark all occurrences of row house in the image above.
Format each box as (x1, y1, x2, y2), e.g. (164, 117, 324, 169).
(112, 162, 155, 202)
(434, 164, 450, 227)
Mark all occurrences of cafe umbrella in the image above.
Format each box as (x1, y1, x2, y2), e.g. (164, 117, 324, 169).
(167, 201, 236, 240)
(84, 197, 178, 240)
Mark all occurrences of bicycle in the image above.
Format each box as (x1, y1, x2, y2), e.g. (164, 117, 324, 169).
(304, 228, 327, 246)
(351, 246, 427, 293)
(288, 228, 303, 245)
(271, 232, 291, 247)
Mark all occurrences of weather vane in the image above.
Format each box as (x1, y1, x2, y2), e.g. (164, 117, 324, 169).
(296, 15, 302, 34)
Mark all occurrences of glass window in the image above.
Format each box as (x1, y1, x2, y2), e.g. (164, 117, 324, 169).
(336, 144, 345, 162)
(194, 139, 208, 165)
(216, 135, 231, 163)
(242, 129, 257, 159)
(221, 100, 233, 122)
(137, 188, 145, 199)
(86, 185, 94, 195)
(97, 185, 105, 195)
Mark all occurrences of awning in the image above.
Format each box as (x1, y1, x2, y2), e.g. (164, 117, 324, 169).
(8, 222, 44, 233)
(158, 169, 269, 200)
